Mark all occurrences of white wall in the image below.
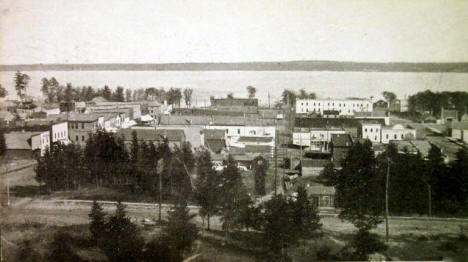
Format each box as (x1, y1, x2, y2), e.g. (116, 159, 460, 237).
(296, 99, 373, 115)
(51, 122, 69, 143)
(361, 124, 381, 143)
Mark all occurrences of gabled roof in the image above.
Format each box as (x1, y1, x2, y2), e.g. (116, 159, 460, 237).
(206, 140, 226, 153)
(68, 113, 102, 122)
(5, 132, 33, 150)
(91, 96, 108, 103)
(203, 129, 226, 140)
(237, 136, 273, 143)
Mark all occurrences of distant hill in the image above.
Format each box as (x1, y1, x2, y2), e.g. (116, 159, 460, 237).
(1, 61, 468, 72)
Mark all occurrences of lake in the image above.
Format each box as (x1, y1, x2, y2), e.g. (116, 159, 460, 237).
(1, 70, 467, 106)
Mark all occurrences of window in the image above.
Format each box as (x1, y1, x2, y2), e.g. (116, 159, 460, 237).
(82, 122, 84, 129)
(386, 134, 389, 139)
(76, 136, 79, 141)
(237, 129, 240, 135)
(401, 134, 404, 139)
(370, 128, 373, 132)
(375, 136, 377, 141)
(394, 134, 397, 139)
(82, 136, 85, 141)
(365, 128, 367, 132)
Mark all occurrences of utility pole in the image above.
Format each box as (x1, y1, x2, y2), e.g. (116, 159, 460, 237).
(158, 166, 162, 223)
(274, 120, 278, 196)
(385, 157, 390, 242)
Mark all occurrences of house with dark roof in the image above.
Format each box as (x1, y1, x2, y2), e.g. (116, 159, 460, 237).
(210, 97, 258, 113)
(116, 128, 185, 149)
(4, 131, 34, 159)
(68, 113, 104, 146)
(201, 129, 227, 153)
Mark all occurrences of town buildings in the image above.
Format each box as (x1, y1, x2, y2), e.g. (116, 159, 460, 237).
(210, 97, 258, 113)
(296, 98, 373, 116)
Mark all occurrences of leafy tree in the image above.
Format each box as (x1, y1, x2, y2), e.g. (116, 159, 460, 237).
(161, 200, 198, 262)
(260, 194, 298, 259)
(183, 88, 193, 107)
(167, 88, 182, 107)
(125, 88, 132, 102)
(449, 148, 468, 206)
(299, 89, 308, 99)
(48, 230, 82, 262)
(142, 238, 173, 262)
(89, 200, 106, 243)
(334, 140, 384, 231)
(17, 239, 42, 262)
(247, 86, 256, 98)
(382, 91, 397, 106)
(85, 86, 96, 101)
(180, 141, 195, 172)
(219, 155, 250, 238)
(426, 144, 445, 214)
(194, 148, 221, 230)
(102, 85, 112, 101)
(113, 86, 125, 102)
(99, 202, 144, 262)
(64, 83, 74, 102)
(321, 140, 386, 261)
(227, 92, 234, 99)
(14, 71, 30, 101)
(0, 84, 7, 97)
(349, 229, 387, 261)
(0, 129, 6, 156)
(252, 155, 268, 196)
(281, 89, 297, 106)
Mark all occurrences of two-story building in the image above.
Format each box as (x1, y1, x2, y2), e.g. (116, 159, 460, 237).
(68, 113, 104, 146)
(360, 122, 416, 144)
(292, 127, 347, 151)
(296, 98, 373, 116)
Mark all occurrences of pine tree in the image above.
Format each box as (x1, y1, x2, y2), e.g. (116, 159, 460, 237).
(252, 155, 268, 196)
(291, 185, 321, 239)
(162, 200, 198, 262)
(103, 85, 112, 100)
(99, 202, 144, 262)
(219, 155, 248, 236)
(261, 194, 298, 259)
(194, 148, 221, 230)
(48, 230, 82, 262)
(89, 200, 106, 243)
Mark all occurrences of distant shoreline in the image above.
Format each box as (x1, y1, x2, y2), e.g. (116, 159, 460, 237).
(1, 61, 468, 72)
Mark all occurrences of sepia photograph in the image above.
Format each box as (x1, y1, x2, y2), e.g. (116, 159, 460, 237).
(1, 0, 468, 261)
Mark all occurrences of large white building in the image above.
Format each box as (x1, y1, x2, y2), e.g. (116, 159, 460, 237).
(360, 122, 416, 144)
(296, 98, 373, 116)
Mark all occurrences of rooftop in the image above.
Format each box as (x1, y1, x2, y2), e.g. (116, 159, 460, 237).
(237, 136, 273, 143)
(68, 113, 103, 122)
(116, 128, 185, 142)
(202, 129, 226, 140)
(5, 131, 33, 150)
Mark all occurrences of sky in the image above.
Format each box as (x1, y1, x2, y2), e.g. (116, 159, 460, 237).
(1, 0, 468, 64)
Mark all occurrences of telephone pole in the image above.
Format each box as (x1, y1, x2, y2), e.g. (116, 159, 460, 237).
(385, 157, 390, 242)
